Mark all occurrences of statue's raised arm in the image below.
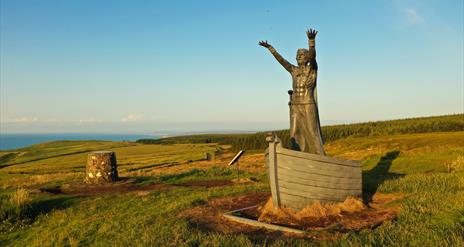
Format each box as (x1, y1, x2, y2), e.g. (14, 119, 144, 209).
(306, 28, 318, 69)
(259, 40, 294, 73)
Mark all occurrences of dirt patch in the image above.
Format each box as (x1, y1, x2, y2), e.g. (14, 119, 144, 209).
(179, 192, 291, 239)
(39, 179, 175, 196)
(180, 192, 403, 240)
(177, 179, 234, 188)
(39, 178, 241, 196)
(177, 178, 257, 188)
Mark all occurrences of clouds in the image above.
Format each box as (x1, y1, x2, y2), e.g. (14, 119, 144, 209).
(1, 116, 39, 123)
(77, 118, 101, 125)
(402, 8, 424, 26)
(120, 114, 143, 123)
(390, 0, 425, 27)
(1, 114, 145, 124)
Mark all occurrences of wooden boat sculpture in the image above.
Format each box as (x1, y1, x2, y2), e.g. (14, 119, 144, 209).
(265, 133, 362, 211)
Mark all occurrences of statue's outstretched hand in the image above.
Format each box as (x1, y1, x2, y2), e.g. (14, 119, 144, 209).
(306, 28, 318, 39)
(259, 40, 271, 48)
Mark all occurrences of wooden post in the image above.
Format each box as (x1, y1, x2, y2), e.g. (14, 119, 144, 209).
(266, 132, 281, 208)
(85, 151, 118, 184)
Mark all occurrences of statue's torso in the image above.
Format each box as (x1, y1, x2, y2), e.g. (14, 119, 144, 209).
(291, 66, 317, 103)
(288, 65, 324, 154)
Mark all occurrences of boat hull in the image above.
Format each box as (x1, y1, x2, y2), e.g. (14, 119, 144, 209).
(265, 135, 362, 211)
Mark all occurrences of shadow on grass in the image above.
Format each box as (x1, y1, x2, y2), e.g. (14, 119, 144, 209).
(27, 196, 79, 220)
(363, 151, 403, 203)
(159, 169, 206, 183)
(116, 176, 154, 184)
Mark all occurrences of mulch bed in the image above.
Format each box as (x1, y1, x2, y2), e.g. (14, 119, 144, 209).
(179, 192, 403, 240)
(179, 192, 295, 240)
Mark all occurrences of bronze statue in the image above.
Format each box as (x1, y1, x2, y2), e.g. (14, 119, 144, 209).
(259, 29, 325, 155)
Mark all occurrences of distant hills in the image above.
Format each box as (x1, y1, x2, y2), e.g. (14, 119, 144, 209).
(137, 113, 464, 150)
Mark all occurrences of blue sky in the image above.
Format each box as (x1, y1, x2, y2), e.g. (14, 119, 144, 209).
(1, 0, 463, 133)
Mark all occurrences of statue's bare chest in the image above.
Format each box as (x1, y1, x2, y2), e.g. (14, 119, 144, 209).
(292, 67, 314, 85)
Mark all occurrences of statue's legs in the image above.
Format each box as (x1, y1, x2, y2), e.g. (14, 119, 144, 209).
(290, 103, 325, 155)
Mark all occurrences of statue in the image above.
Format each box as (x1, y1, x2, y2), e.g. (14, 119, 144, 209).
(259, 29, 325, 155)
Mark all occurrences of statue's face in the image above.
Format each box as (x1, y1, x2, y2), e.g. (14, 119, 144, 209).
(296, 49, 309, 65)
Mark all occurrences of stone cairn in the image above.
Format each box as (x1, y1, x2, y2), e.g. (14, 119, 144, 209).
(85, 151, 118, 184)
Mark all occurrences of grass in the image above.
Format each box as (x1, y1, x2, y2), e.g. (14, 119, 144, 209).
(9, 188, 30, 208)
(137, 114, 464, 151)
(0, 142, 218, 189)
(326, 132, 464, 174)
(0, 141, 135, 167)
(447, 155, 464, 173)
(1, 131, 464, 246)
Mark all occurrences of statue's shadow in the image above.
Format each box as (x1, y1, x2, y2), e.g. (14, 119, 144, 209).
(362, 151, 403, 203)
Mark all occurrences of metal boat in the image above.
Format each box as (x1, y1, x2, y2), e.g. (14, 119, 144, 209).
(265, 133, 362, 211)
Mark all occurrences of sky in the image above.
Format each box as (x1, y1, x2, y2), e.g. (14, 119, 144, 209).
(0, 0, 463, 133)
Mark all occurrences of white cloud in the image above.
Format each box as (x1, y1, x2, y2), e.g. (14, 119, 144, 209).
(402, 8, 424, 26)
(120, 114, 142, 122)
(1, 116, 39, 123)
(77, 118, 101, 125)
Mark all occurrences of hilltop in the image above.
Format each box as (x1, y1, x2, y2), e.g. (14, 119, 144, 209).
(0, 115, 463, 246)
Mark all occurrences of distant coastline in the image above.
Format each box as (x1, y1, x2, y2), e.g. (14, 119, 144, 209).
(0, 133, 163, 150)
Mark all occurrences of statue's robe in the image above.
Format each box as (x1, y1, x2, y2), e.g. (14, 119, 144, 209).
(289, 66, 325, 155)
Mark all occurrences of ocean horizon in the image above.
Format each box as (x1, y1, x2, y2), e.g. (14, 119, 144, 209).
(0, 133, 166, 150)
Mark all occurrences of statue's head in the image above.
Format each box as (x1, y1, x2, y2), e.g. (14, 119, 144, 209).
(296, 48, 309, 65)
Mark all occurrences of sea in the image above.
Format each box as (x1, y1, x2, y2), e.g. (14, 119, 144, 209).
(0, 133, 164, 150)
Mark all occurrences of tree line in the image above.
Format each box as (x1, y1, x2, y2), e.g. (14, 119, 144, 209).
(137, 114, 464, 151)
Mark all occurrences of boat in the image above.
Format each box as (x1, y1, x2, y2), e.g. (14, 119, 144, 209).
(265, 133, 362, 211)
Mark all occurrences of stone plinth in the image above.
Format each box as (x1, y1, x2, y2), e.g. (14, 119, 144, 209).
(85, 151, 118, 183)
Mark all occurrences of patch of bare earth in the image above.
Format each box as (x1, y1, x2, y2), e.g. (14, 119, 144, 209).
(39, 178, 241, 196)
(176, 180, 234, 188)
(179, 192, 294, 239)
(180, 192, 403, 240)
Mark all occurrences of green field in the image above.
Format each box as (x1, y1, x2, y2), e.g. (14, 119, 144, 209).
(137, 114, 464, 151)
(1, 130, 464, 246)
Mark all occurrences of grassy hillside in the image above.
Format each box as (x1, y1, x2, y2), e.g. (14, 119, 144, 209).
(0, 141, 134, 168)
(137, 114, 464, 151)
(1, 131, 463, 246)
(0, 142, 219, 189)
(137, 133, 251, 146)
